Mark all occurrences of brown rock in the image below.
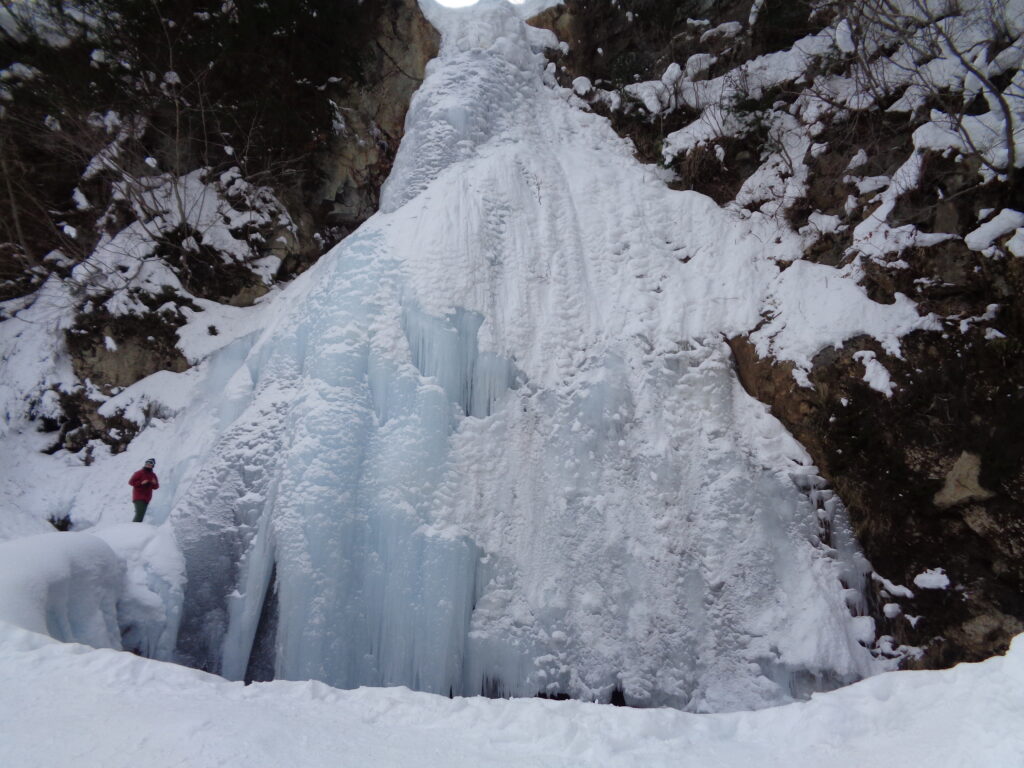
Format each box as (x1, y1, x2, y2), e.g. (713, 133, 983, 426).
(933, 452, 996, 509)
(314, 0, 440, 240)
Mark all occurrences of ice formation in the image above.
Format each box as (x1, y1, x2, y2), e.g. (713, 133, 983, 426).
(0, 526, 182, 658)
(149, 0, 913, 711)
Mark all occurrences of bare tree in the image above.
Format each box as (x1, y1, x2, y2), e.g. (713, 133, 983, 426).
(839, 0, 1022, 183)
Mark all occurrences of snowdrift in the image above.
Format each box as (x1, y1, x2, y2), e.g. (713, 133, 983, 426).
(1, 620, 1022, 768)
(0, 527, 183, 660)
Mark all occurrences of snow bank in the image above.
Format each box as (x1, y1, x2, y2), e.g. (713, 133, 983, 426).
(0, 277, 78, 441)
(0, 533, 123, 648)
(1, 621, 1022, 768)
(965, 209, 1024, 252)
(0, 526, 184, 659)
(913, 568, 951, 590)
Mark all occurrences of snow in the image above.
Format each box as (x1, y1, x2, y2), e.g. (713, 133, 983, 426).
(659, 30, 836, 150)
(802, 211, 843, 238)
(1008, 228, 1024, 257)
(0, 276, 78, 442)
(876, 0, 1024, 182)
(914, 568, 951, 590)
(684, 53, 716, 80)
(701, 22, 742, 43)
(1, 620, 1024, 767)
(835, 19, 856, 54)
(90, 523, 185, 660)
(846, 149, 868, 171)
(964, 208, 1024, 252)
(572, 75, 592, 96)
(848, 149, 958, 259)
(0, 524, 184, 660)
(0, 2, 84, 47)
(750, 261, 937, 377)
(0, 62, 40, 82)
(59, 162, 295, 322)
(853, 350, 896, 397)
(872, 572, 915, 600)
(0, 0, 1020, 757)
(748, 0, 766, 27)
(958, 303, 1000, 334)
(654, 0, 1024, 275)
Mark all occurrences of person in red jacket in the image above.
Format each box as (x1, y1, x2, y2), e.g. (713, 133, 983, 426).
(129, 458, 160, 523)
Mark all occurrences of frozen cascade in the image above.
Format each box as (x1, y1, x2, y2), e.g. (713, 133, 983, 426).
(166, 0, 889, 711)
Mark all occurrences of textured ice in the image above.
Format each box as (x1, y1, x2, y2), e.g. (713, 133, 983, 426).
(0, 527, 185, 660)
(0, 532, 124, 649)
(159, 0, 910, 710)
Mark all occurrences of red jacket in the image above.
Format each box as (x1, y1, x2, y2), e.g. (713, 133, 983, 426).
(129, 468, 160, 502)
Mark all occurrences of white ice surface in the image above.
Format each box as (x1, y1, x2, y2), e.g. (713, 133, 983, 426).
(160, 0, 919, 710)
(1, 621, 1022, 768)
(90, 523, 186, 660)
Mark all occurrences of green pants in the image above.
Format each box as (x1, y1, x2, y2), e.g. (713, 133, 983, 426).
(133, 500, 149, 523)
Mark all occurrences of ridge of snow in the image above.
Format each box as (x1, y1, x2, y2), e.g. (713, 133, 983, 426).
(965, 209, 1024, 252)
(2, 621, 1024, 767)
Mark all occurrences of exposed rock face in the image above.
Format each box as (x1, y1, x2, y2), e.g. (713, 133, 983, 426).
(67, 309, 191, 393)
(730, 322, 1024, 668)
(314, 3, 440, 242)
(1, 0, 438, 293)
(532, 0, 1024, 669)
(934, 452, 996, 509)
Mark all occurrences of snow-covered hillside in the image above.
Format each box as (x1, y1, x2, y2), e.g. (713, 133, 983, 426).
(0, 0, 954, 712)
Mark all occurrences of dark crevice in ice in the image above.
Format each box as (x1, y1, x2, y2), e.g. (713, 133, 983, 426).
(244, 562, 279, 684)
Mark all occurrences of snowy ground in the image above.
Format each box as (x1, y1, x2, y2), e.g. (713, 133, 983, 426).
(2, 619, 1022, 768)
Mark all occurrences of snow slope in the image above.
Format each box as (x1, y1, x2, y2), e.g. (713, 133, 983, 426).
(0, 0, 944, 713)
(1, 620, 1022, 768)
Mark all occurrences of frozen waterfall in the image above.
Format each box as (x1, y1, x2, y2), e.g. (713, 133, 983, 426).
(167, 0, 885, 712)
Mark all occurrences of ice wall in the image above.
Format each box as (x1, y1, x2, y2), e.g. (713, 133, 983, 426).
(166, 0, 899, 711)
